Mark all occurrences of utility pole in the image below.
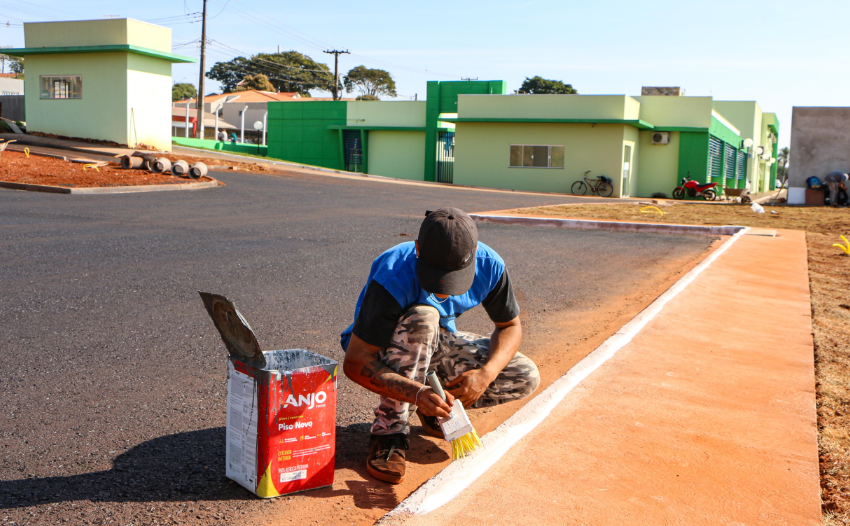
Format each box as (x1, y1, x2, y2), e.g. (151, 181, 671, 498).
(196, 0, 208, 139)
(323, 49, 349, 101)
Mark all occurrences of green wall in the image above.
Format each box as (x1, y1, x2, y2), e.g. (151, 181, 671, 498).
(346, 101, 426, 127)
(634, 96, 713, 128)
(25, 18, 172, 51)
(25, 53, 129, 146)
(635, 130, 679, 198)
(172, 136, 268, 156)
(367, 131, 426, 181)
(453, 122, 626, 196)
(678, 132, 710, 184)
(126, 53, 172, 150)
(424, 80, 506, 181)
(458, 94, 640, 121)
(267, 101, 346, 169)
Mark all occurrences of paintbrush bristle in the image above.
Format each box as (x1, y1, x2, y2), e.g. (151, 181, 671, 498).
(450, 429, 483, 460)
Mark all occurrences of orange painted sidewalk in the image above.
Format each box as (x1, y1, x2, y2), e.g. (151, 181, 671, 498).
(393, 230, 820, 525)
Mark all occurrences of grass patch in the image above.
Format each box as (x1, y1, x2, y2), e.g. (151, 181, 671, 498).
(506, 201, 850, 523)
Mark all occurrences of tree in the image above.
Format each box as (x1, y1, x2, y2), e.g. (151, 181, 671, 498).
(236, 74, 275, 92)
(356, 94, 380, 101)
(343, 66, 397, 98)
(172, 82, 197, 102)
(518, 76, 577, 94)
(777, 146, 790, 183)
(10, 56, 22, 78)
(207, 51, 334, 95)
(0, 54, 23, 78)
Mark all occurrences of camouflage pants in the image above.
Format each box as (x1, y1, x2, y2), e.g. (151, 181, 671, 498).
(371, 304, 540, 436)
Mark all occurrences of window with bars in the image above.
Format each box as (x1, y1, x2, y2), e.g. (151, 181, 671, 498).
(724, 144, 735, 179)
(736, 151, 747, 180)
(509, 145, 565, 168)
(709, 137, 723, 179)
(40, 75, 82, 99)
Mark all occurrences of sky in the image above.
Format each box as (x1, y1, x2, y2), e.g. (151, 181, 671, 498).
(3, 0, 850, 148)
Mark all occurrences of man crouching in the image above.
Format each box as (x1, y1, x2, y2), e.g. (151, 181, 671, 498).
(341, 207, 540, 484)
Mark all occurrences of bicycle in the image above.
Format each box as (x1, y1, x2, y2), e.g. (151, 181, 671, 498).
(571, 171, 614, 197)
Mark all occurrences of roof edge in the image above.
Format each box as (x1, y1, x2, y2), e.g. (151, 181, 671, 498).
(4, 44, 196, 63)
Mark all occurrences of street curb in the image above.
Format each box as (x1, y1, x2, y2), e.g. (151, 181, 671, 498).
(0, 178, 219, 195)
(382, 227, 750, 520)
(470, 213, 745, 236)
(172, 145, 368, 177)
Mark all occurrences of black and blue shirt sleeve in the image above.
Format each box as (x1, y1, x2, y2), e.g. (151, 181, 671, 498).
(353, 268, 520, 349)
(352, 280, 403, 349)
(481, 268, 520, 323)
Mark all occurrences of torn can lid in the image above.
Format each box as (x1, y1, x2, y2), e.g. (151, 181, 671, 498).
(199, 291, 266, 369)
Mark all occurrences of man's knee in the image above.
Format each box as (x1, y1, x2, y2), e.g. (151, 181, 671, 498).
(391, 304, 440, 347)
(512, 355, 540, 399)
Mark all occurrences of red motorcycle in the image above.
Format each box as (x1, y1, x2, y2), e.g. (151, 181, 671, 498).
(672, 176, 717, 201)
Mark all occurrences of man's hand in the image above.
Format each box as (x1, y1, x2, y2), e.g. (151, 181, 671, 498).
(445, 316, 522, 408)
(445, 368, 495, 407)
(343, 334, 455, 418)
(416, 387, 455, 419)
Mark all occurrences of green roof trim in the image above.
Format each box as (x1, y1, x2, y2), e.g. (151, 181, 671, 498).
(653, 127, 709, 133)
(3, 45, 197, 63)
(767, 123, 779, 137)
(327, 125, 427, 132)
(445, 117, 655, 129)
(709, 116, 742, 146)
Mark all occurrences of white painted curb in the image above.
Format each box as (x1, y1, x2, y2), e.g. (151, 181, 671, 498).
(471, 214, 745, 236)
(383, 227, 750, 520)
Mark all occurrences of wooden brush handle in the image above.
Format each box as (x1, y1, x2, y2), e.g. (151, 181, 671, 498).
(425, 371, 446, 402)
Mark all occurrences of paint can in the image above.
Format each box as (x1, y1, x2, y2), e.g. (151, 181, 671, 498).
(199, 292, 338, 498)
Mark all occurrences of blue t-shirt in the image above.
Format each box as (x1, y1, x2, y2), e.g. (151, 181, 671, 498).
(340, 241, 516, 350)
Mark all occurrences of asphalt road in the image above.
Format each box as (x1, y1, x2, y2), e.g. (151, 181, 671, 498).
(0, 169, 714, 525)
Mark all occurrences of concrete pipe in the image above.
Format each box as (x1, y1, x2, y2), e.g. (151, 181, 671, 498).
(171, 160, 190, 177)
(152, 158, 172, 174)
(188, 162, 208, 179)
(120, 155, 143, 169)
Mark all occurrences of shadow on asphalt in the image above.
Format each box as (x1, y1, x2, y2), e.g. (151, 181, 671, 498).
(0, 424, 448, 510)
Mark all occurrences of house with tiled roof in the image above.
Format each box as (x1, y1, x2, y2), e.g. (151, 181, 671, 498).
(175, 89, 354, 142)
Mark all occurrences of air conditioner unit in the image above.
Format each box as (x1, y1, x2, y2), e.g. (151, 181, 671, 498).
(651, 132, 669, 145)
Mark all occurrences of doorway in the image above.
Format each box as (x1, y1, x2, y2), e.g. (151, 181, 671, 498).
(622, 143, 633, 197)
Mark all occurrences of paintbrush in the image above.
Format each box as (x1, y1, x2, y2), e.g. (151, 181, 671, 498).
(425, 370, 483, 460)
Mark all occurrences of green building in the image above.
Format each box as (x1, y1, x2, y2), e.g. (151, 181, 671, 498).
(6, 19, 195, 151)
(265, 81, 778, 198)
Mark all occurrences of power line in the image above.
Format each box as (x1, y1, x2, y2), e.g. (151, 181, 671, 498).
(205, 0, 462, 79)
(208, 40, 332, 74)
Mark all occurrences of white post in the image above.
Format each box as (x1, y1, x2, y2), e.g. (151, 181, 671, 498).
(198, 100, 205, 139)
(214, 107, 219, 141)
(240, 105, 248, 144)
(185, 100, 191, 138)
(262, 111, 268, 146)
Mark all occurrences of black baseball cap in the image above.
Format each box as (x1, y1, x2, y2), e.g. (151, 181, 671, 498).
(417, 208, 478, 295)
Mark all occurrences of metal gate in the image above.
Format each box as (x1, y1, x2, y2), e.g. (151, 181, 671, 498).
(343, 130, 363, 173)
(436, 131, 454, 183)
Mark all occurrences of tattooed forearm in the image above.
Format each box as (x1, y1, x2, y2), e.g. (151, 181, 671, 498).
(360, 359, 419, 402)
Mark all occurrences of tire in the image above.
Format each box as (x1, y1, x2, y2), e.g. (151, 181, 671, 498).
(703, 189, 716, 201)
(571, 181, 588, 195)
(672, 188, 685, 200)
(597, 182, 614, 197)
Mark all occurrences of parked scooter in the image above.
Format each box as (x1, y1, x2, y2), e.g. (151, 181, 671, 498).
(673, 175, 718, 201)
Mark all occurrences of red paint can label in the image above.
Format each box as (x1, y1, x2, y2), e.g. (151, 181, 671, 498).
(226, 350, 337, 498)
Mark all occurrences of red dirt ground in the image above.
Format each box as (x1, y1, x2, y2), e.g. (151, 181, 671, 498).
(0, 150, 214, 187)
(235, 239, 724, 526)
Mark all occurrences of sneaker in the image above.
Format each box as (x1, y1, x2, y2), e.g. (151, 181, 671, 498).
(366, 434, 409, 484)
(416, 409, 445, 439)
